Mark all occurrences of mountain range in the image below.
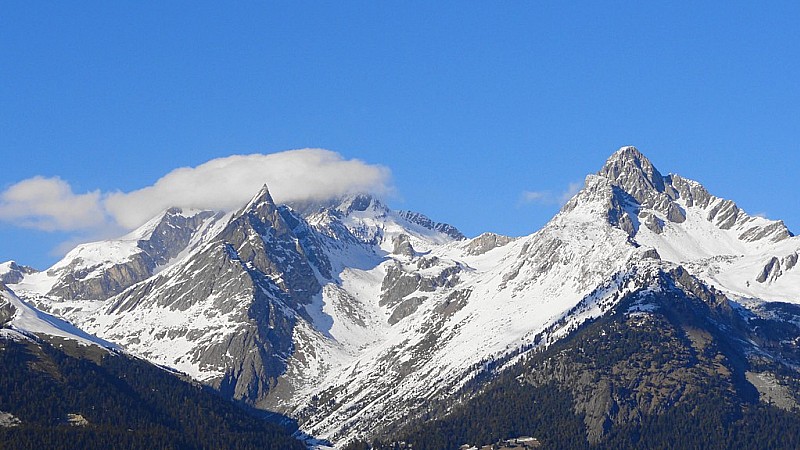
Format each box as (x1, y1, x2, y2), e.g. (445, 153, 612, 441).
(2, 146, 799, 449)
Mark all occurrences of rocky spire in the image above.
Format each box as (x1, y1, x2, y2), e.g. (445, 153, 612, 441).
(242, 184, 278, 215)
(599, 146, 668, 200)
(598, 146, 686, 223)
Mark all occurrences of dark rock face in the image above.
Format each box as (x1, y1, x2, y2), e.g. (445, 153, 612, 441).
(107, 238, 300, 404)
(0, 289, 15, 326)
(638, 211, 664, 234)
(279, 206, 333, 279)
(397, 210, 466, 241)
(392, 234, 416, 258)
(599, 146, 686, 224)
(380, 261, 461, 309)
(433, 288, 471, 317)
(218, 186, 322, 307)
(757, 257, 782, 283)
(785, 252, 799, 270)
(667, 174, 713, 208)
(340, 193, 374, 215)
(739, 221, 794, 242)
(48, 255, 153, 302)
(137, 208, 220, 267)
(388, 297, 426, 325)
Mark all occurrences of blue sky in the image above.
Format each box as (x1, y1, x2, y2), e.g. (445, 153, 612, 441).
(1, 2, 799, 269)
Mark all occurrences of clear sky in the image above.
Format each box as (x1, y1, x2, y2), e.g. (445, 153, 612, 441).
(2, 2, 799, 269)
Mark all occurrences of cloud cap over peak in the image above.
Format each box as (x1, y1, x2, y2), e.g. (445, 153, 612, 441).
(1, 149, 392, 232)
(104, 149, 392, 228)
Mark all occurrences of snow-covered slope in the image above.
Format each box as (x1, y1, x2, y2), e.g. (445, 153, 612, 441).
(0, 284, 117, 349)
(292, 157, 663, 441)
(8, 146, 800, 447)
(14, 187, 465, 412)
(13, 208, 226, 303)
(598, 147, 799, 303)
(292, 147, 800, 442)
(0, 261, 37, 285)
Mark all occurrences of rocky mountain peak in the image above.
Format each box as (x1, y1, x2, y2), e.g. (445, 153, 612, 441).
(588, 146, 794, 247)
(592, 146, 686, 225)
(0, 261, 38, 285)
(397, 210, 466, 241)
(216, 184, 322, 306)
(599, 146, 668, 201)
(242, 184, 278, 216)
(335, 193, 387, 217)
(283, 193, 388, 220)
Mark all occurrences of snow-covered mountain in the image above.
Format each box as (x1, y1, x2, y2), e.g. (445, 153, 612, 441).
(15, 207, 225, 303)
(6, 146, 800, 446)
(597, 146, 797, 300)
(0, 261, 37, 285)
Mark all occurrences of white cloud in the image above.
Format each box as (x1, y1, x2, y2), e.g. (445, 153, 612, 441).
(520, 181, 582, 206)
(0, 177, 106, 231)
(558, 182, 582, 204)
(0, 149, 392, 232)
(520, 190, 550, 204)
(104, 149, 391, 229)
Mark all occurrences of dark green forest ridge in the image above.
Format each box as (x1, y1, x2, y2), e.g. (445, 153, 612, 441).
(0, 334, 303, 450)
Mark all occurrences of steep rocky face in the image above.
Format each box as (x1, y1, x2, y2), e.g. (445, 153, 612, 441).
(0, 285, 15, 326)
(599, 146, 686, 223)
(137, 207, 223, 267)
(217, 185, 323, 307)
(397, 210, 466, 241)
(44, 208, 221, 301)
(598, 146, 793, 244)
(391, 234, 416, 257)
(379, 259, 461, 309)
(100, 238, 300, 404)
(463, 232, 514, 256)
(76, 185, 331, 407)
(47, 256, 153, 302)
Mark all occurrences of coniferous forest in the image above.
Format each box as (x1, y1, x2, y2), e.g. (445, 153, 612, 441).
(0, 337, 303, 450)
